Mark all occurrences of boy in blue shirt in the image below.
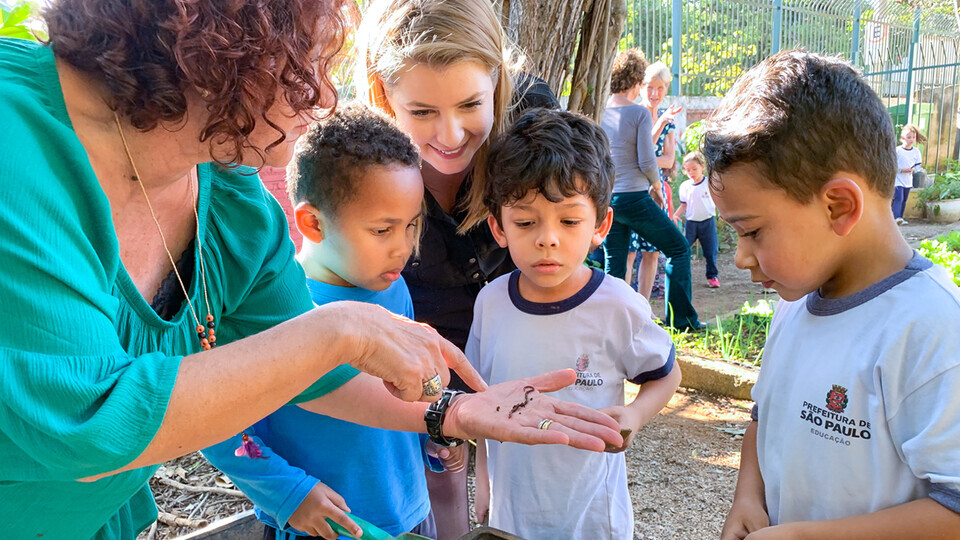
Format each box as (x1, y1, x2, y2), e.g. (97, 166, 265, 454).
(705, 51, 960, 540)
(204, 104, 444, 539)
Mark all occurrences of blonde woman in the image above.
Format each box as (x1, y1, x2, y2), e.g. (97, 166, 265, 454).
(355, 0, 559, 536)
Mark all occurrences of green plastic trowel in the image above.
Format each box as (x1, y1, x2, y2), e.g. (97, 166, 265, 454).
(326, 514, 432, 540)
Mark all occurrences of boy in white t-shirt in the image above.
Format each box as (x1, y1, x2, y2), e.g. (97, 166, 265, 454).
(468, 108, 681, 540)
(704, 50, 960, 540)
(893, 124, 925, 225)
(673, 151, 720, 287)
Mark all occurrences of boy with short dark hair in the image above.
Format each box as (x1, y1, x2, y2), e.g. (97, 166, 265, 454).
(469, 108, 681, 539)
(205, 104, 444, 539)
(704, 50, 960, 540)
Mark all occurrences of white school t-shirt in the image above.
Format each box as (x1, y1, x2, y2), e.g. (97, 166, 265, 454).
(752, 254, 960, 525)
(896, 145, 922, 188)
(678, 178, 716, 221)
(466, 269, 675, 540)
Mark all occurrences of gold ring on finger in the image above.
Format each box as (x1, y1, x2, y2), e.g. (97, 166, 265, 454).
(538, 418, 554, 430)
(422, 373, 443, 397)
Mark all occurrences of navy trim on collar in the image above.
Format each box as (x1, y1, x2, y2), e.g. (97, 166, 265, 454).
(930, 485, 960, 513)
(806, 252, 932, 316)
(508, 267, 605, 315)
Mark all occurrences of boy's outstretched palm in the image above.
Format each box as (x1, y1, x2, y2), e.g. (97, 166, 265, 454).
(445, 370, 623, 452)
(720, 500, 771, 540)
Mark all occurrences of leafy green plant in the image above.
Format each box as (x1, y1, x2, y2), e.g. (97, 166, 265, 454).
(1, 2, 42, 41)
(919, 231, 960, 286)
(684, 120, 705, 152)
(667, 299, 774, 365)
(916, 161, 960, 206)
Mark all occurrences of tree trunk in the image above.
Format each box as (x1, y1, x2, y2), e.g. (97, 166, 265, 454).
(567, 0, 627, 120)
(499, 0, 627, 122)
(498, 0, 586, 97)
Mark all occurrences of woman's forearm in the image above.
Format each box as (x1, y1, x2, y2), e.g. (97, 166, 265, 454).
(298, 372, 429, 431)
(657, 132, 677, 169)
(636, 109, 662, 186)
(308, 370, 627, 452)
(651, 116, 668, 142)
(102, 305, 360, 475)
(656, 153, 674, 169)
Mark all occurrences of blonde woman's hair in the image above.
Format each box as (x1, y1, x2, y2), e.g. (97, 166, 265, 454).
(644, 61, 672, 85)
(354, 0, 519, 232)
(901, 124, 928, 145)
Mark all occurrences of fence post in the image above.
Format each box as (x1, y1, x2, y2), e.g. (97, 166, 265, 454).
(672, 0, 681, 95)
(772, 0, 782, 54)
(905, 8, 921, 123)
(850, 0, 862, 66)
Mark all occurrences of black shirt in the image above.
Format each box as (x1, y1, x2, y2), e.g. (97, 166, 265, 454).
(401, 74, 559, 389)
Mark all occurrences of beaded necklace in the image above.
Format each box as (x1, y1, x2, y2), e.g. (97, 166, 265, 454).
(114, 114, 217, 351)
(113, 114, 271, 460)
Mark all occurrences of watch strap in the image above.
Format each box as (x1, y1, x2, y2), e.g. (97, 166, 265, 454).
(425, 389, 465, 447)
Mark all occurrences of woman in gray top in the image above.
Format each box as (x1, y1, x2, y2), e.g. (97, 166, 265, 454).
(600, 49, 703, 331)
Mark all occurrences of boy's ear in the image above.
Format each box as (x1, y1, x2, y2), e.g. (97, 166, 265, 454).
(820, 176, 863, 237)
(487, 214, 509, 248)
(293, 202, 326, 243)
(592, 207, 614, 246)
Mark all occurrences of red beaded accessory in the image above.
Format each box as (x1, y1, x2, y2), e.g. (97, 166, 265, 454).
(115, 114, 217, 351)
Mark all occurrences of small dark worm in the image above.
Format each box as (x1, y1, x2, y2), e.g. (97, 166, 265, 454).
(508, 385, 536, 418)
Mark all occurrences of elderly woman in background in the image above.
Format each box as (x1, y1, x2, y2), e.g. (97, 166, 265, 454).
(631, 61, 686, 298)
(601, 50, 702, 331)
(0, 1, 622, 538)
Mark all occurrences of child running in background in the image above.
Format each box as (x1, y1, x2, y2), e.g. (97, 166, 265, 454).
(469, 108, 681, 539)
(704, 51, 960, 540)
(204, 104, 448, 540)
(893, 123, 926, 225)
(674, 151, 720, 288)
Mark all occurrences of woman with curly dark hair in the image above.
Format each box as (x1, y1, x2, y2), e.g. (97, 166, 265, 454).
(600, 48, 702, 331)
(0, 1, 623, 537)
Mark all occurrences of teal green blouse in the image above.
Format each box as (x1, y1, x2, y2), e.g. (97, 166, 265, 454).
(0, 38, 345, 538)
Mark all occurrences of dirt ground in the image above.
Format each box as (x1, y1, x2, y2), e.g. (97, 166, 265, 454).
(141, 219, 957, 540)
(143, 388, 753, 540)
(626, 388, 751, 540)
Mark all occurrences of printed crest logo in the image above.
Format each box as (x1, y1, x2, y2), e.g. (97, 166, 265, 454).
(825, 384, 849, 413)
(575, 354, 589, 372)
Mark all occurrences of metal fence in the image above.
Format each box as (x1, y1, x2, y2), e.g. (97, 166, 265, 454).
(620, 0, 960, 171)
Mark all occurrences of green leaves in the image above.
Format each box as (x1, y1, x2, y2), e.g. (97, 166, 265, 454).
(916, 160, 960, 204)
(1, 2, 41, 41)
(666, 300, 774, 366)
(919, 231, 960, 286)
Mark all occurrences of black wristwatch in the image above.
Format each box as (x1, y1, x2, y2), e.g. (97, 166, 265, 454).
(424, 389, 465, 447)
